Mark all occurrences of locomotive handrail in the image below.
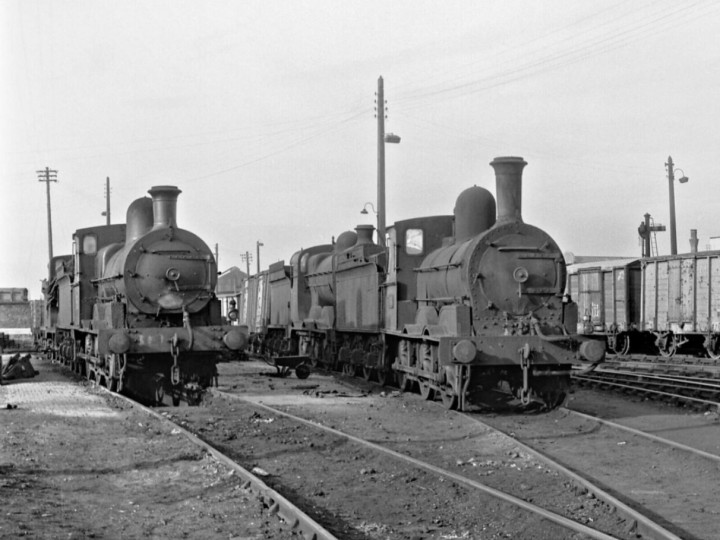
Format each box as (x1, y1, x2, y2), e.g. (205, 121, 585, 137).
(167, 255, 212, 261)
(91, 274, 123, 284)
(495, 246, 543, 251)
(412, 262, 463, 272)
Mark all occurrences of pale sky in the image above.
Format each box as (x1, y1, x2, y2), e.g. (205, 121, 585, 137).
(2, 1, 719, 298)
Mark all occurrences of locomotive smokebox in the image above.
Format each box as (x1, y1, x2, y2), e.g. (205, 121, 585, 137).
(148, 185, 182, 228)
(490, 156, 527, 224)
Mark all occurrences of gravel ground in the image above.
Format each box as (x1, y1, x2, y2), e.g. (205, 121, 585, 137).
(4, 356, 715, 539)
(0, 356, 302, 540)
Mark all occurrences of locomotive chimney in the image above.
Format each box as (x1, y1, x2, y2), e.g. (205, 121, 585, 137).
(148, 185, 182, 228)
(354, 224, 375, 246)
(125, 196, 154, 243)
(490, 156, 527, 224)
(690, 229, 699, 253)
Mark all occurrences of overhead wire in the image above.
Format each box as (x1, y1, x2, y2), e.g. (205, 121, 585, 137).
(393, 0, 717, 112)
(180, 107, 371, 183)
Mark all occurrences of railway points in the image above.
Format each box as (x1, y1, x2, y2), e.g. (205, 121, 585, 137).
(573, 365, 720, 409)
(476, 393, 720, 540)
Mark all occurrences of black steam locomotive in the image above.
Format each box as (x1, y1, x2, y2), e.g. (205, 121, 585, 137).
(235, 157, 604, 410)
(40, 185, 247, 404)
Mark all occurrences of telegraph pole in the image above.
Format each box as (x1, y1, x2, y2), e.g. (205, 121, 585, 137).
(240, 251, 252, 277)
(256, 241, 263, 274)
(101, 177, 111, 225)
(36, 167, 58, 268)
(376, 76, 386, 247)
(214, 243, 219, 269)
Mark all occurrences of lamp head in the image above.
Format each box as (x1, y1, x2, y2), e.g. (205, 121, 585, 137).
(678, 176, 689, 184)
(360, 202, 376, 215)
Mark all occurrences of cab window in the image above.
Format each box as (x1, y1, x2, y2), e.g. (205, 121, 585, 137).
(82, 234, 97, 255)
(405, 229, 423, 255)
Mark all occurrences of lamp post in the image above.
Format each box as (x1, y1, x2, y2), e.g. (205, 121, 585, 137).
(376, 76, 400, 248)
(666, 156, 689, 255)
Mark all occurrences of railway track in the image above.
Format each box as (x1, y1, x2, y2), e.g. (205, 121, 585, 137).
(605, 354, 720, 375)
(199, 387, 680, 540)
(476, 402, 720, 540)
(572, 367, 720, 409)
(96, 387, 337, 540)
(561, 407, 720, 464)
(70, 355, 718, 539)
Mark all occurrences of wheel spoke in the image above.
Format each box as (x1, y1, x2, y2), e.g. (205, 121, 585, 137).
(419, 381, 435, 401)
(440, 389, 458, 410)
(362, 367, 373, 382)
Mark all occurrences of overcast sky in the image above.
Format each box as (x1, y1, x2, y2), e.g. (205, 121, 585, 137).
(2, 1, 719, 298)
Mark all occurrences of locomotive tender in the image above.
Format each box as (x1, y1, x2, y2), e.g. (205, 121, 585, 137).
(239, 157, 604, 410)
(41, 185, 247, 404)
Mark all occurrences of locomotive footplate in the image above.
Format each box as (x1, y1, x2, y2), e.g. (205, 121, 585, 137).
(446, 335, 581, 367)
(97, 326, 246, 356)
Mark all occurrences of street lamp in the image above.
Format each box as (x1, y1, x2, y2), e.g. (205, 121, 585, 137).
(360, 202, 376, 215)
(666, 156, 689, 255)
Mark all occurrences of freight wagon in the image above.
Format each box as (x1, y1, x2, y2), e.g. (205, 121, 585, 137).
(568, 251, 720, 359)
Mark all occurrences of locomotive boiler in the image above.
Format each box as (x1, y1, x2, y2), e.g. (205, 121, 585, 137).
(41, 185, 246, 404)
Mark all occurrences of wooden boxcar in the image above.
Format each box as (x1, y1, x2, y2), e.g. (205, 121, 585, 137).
(567, 258, 641, 354)
(641, 251, 720, 357)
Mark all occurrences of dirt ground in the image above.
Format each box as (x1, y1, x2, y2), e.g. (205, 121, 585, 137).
(3, 355, 717, 539)
(0, 355, 301, 540)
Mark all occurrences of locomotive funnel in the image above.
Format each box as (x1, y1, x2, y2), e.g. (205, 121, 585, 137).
(490, 156, 527, 224)
(148, 185, 182, 228)
(354, 224, 375, 246)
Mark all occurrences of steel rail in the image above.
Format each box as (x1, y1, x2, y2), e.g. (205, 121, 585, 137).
(589, 373, 720, 393)
(459, 413, 683, 540)
(214, 389, 663, 540)
(592, 367, 720, 389)
(573, 373, 720, 408)
(561, 408, 720, 463)
(604, 356, 720, 375)
(92, 385, 337, 540)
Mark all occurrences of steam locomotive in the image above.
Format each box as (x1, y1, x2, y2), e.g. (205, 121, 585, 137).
(40, 186, 247, 404)
(235, 157, 605, 410)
